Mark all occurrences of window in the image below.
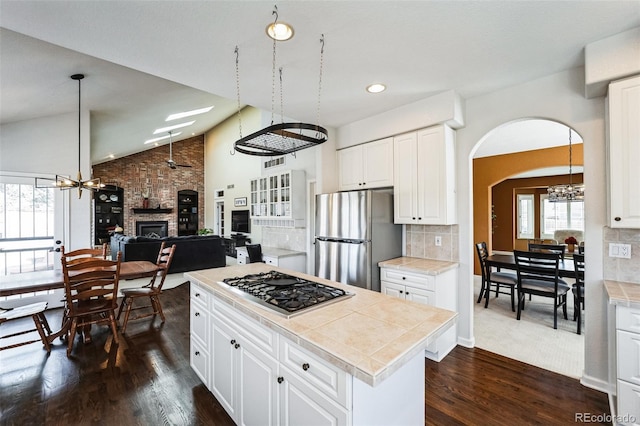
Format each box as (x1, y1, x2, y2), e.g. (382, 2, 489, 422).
(0, 180, 56, 275)
(540, 194, 585, 239)
(517, 194, 534, 239)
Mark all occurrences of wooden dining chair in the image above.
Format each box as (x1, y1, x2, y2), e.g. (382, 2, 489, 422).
(61, 251, 122, 356)
(514, 250, 570, 329)
(475, 242, 517, 311)
(0, 302, 52, 353)
(572, 253, 585, 335)
(117, 242, 176, 333)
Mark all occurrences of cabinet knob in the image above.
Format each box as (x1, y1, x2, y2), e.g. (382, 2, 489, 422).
(195, 312, 200, 317)
(399, 290, 403, 294)
(234, 343, 240, 349)
(195, 351, 200, 356)
(230, 339, 236, 345)
(418, 217, 422, 220)
(302, 363, 310, 371)
(277, 377, 284, 384)
(412, 217, 416, 220)
(402, 276, 406, 280)
(195, 293, 200, 297)
(615, 217, 621, 221)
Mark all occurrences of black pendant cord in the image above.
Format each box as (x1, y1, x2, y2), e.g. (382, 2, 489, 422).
(71, 74, 84, 176)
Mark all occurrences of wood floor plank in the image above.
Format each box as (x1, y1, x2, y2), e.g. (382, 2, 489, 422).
(1, 281, 611, 425)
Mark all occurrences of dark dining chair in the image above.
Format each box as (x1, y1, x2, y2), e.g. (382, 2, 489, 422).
(527, 243, 566, 260)
(246, 244, 264, 264)
(514, 250, 570, 329)
(475, 242, 517, 311)
(117, 242, 176, 333)
(572, 253, 585, 335)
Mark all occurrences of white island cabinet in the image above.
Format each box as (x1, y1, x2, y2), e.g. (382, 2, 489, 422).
(236, 246, 306, 273)
(186, 264, 457, 426)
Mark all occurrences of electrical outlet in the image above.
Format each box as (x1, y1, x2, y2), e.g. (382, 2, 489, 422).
(435, 236, 442, 246)
(609, 243, 632, 259)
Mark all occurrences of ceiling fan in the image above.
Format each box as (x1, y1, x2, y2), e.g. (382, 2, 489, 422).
(167, 131, 192, 169)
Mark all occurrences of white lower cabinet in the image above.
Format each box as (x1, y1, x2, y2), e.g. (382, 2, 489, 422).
(616, 306, 640, 425)
(381, 266, 458, 361)
(190, 280, 428, 425)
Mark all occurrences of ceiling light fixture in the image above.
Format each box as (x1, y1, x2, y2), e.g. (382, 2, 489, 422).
(232, 6, 327, 157)
(266, 7, 294, 41)
(144, 132, 182, 144)
(36, 74, 103, 198)
(153, 121, 194, 135)
(166, 106, 214, 121)
(366, 83, 386, 93)
(547, 128, 585, 202)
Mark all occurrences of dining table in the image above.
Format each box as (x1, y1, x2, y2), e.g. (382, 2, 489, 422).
(485, 253, 577, 278)
(0, 260, 160, 344)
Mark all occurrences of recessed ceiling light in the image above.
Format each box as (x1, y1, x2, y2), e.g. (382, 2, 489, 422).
(366, 83, 386, 93)
(145, 132, 182, 144)
(153, 122, 194, 135)
(266, 22, 294, 41)
(166, 106, 214, 121)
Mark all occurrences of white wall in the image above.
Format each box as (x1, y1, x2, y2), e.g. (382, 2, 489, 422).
(0, 111, 94, 249)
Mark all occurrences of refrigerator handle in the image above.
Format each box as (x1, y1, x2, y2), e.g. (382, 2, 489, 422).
(316, 237, 368, 244)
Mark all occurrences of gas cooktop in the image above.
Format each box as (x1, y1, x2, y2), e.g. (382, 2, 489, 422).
(219, 270, 353, 318)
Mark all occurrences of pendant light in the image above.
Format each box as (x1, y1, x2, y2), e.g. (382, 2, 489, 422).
(231, 6, 328, 157)
(547, 128, 584, 202)
(36, 74, 102, 198)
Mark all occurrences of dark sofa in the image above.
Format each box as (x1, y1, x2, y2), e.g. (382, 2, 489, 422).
(110, 234, 226, 273)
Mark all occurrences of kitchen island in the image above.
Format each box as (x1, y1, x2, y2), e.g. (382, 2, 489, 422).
(185, 263, 457, 425)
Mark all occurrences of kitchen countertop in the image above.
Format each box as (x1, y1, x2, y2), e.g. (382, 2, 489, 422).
(185, 263, 457, 387)
(378, 256, 459, 275)
(604, 279, 640, 309)
(236, 246, 305, 258)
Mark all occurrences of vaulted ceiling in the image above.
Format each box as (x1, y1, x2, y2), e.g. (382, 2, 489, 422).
(1, 1, 638, 164)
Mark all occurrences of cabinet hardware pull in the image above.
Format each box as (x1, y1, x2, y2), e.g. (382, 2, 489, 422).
(230, 339, 236, 345)
(195, 312, 200, 317)
(277, 377, 284, 384)
(234, 343, 240, 349)
(615, 217, 621, 221)
(402, 276, 406, 280)
(302, 363, 310, 371)
(195, 351, 200, 356)
(195, 293, 200, 297)
(399, 290, 403, 294)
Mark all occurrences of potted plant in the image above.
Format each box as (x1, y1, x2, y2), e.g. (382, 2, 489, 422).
(564, 236, 578, 253)
(198, 228, 214, 236)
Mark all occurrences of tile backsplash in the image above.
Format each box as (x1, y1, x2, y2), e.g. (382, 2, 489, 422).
(603, 226, 640, 284)
(262, 227, 307, 252)
(405, 224, 459, 262)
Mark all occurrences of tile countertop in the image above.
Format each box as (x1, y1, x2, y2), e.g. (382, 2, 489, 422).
(185, 263, 457, 387)
(378, 256, 459, 275)
(236, 246, 305, 258)
(604, 280, 640, 309)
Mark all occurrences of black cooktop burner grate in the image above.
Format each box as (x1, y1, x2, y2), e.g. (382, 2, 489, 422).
(221, 270, 352, 316)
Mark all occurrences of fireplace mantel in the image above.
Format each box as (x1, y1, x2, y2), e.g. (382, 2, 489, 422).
(132, 208, 173, 214)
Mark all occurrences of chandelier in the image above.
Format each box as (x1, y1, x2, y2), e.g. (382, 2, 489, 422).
(36, 74, 102, 198)
(547, 128, 584, 202)
(232, 6, 328, 156)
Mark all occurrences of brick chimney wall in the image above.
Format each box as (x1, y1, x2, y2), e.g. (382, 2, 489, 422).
(92, 135, 205, 236)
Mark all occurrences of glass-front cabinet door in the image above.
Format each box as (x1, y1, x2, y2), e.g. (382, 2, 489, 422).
(250, 177, 269, 217)
(249, 170, 305, 227)
(279, 172, 291, 217)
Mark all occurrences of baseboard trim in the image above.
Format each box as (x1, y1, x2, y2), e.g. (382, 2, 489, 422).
(580, 373, 613, 395)
(457, 336, 475, 348)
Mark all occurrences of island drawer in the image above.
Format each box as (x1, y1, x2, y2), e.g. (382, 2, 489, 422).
(381, 267, 435, 290)
(617, 306, 640, 334)
(190, 282, 211, 309)
(213, 298, 278, 359)
(190, 300, 209, 345)
(280, 338, 350, 407)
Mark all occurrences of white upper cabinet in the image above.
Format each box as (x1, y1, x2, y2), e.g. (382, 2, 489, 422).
(250, 170, 306, 228)
(609, 75, 640, 228)
(337, 137, 393, 191)
(393, 125, 457, 225)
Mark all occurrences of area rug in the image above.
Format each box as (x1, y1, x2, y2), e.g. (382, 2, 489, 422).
(473, 275, 584, 379)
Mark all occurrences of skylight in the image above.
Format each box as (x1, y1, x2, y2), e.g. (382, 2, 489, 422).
(145, 132, 182, 144)
(153, 122, 194, 135)
(166, 106, 214, 121)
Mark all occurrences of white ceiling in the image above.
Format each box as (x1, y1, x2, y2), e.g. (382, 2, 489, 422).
(1, 1, 638, 164)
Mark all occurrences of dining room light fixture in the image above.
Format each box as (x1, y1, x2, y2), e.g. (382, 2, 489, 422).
(36, 74, 103, 198)
(231, 6, 327, 156)
(547, 128, 585, 202)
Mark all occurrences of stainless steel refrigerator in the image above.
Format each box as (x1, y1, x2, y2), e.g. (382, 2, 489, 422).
(315, 190, 402, 292)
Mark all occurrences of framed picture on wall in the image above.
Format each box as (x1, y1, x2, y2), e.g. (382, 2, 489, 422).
(234, 197, 247, 207)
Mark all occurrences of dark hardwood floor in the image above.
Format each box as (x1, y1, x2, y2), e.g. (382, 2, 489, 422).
(1, 282, 611, 425)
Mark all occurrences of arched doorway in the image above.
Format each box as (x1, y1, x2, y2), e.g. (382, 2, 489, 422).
(471, 118, 585, 378)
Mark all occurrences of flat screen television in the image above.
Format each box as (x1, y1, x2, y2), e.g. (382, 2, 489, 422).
(231, 209, 250, 233)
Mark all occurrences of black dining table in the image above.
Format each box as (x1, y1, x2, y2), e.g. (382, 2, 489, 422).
(485, 253, 576, 278)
